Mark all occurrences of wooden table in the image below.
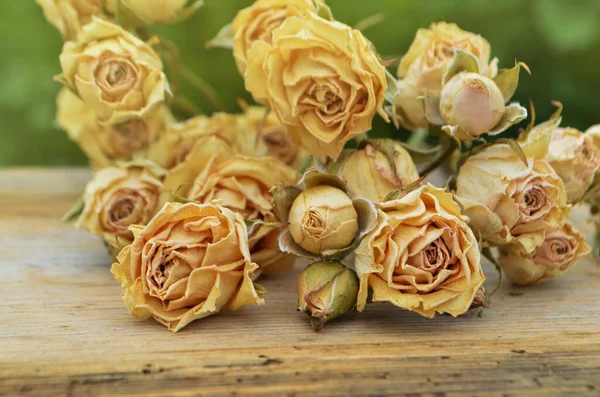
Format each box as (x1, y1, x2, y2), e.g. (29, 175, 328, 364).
(1, 168, 600, 397)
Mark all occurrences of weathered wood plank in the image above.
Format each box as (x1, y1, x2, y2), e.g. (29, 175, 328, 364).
(1, 168, 599, 396)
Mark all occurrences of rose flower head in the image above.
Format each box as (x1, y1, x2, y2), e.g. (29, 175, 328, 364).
(545, 127, 600, 204)
(394, 22, 497, 130)
(336, 140, 420, 203)
(232, 0, 323, 74)
(36, 0, 107, 40)
(245, 12, 388, 160)
(355, 185, 484, 318)
(57, 88, 172, 169)
(111, 202, 264, 332)
(162, 149, 300, 274)
(421, 49, 528, 140)
(273, 171, 378, 260)
(104, 0, 195, 25)
(57, 17, 169, 124)
(456, 143, 570, 254)
(499, 222, 590, 286)
(74, 160, 165, 255)
(297, 261, 359, 331)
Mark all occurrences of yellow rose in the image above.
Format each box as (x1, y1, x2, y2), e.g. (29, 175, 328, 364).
(36, 0, 103, 40)
(111, 202, 264, 332)
(456, 144, 570, 253)
(499, 222, 590, 285)
(337, 141, 420, 202)
(394, 22, 496, 129)
(181, 155, 300, 273)
(232, 0, 321, 74)
(586, 124, 600, 147)
(245, 12, 388, 160)
(273, 171, 378, 259)
(58, 18, 169, 124)
(545, 127, 600, 203)
(240, 106, 308, 168)
(56, 88, 171, 169)
(104, 0, 189, 23)
(355, 185, 484, 317)
(76, 160, 165, 249)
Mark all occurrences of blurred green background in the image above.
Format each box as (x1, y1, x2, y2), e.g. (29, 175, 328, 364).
(2, 0, 600, 166)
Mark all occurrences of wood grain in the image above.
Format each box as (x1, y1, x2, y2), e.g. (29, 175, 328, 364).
(1, 168, 600, 397)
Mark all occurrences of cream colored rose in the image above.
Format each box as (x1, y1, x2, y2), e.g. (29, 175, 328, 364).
(337, 142, 419, 202)
(104, 0, 188, 23)
(245, 12, 388, 160)
(545, 127, 600, 203)
(58, 17, 168, 124)
(57, 88, 171, 169)
(76, 160, 165, 249)
(585, 124, 600, 148)
(394, 22, 496, 129)
(180, 155, 300, 273)
(36, 0, 103, 40)
(456, 144, 570, 253)
(240, 106, 308, 168)
(232, 0, 320, 74)
(355, 185, 485, 317)
(111, 202, 264, 332)
(273, 171, 378, 260)
(499, 222, 590, 285)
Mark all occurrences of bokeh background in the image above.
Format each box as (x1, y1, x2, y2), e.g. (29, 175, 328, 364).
(2, 0, 600, 166)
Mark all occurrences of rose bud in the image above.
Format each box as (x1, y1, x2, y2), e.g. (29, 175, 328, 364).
(231, 0, 322, 74)
(104, 0, 193, 24)
(421, 48, 528, 140)
(337, 141, 420, 202)
(273, 171, 378, 260)
(36, 0, 107, 40)
(439, 73, 505, 137)
(245, 12, 388, 159)
(73, 160, 165, 255)
(111, 202, 264, 332)
(297, 261, 359, 331)
(456, 143, 570, 253)
(499, 222, 590, 286)
(57, 88, 172, 169)
(394, 22, 497, 130)
(544, 127, 600, 203)
(289, 185, 359, 255)
(57, 18, 169, 124)
(355, 185, 485, 317)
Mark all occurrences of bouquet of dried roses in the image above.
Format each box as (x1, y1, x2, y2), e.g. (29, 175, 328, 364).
(38, 0, 600, 332)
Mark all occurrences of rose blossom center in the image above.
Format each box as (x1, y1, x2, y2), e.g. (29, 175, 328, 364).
(95, 55, 138, 99)
(520, 185, 546, 216)
(151, 259, 174, 291)
(303, 208, 327, 238)
(416, 238, 450, 274)
(105, 189, 146, 230)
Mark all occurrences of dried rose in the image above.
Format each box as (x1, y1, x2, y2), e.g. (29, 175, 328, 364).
(75, 160, 165, 249)
(545, 127, 600, 203)
(232, 0, 322, 74)
(394, 22, 497, 129)
(499, 222, 590, 285)
(456, 144, 570, 253)
(36, 0, 105, 40)
(57, 18, 169, 124)
(240, 106, 309, 169)
(273, 171, 378, 260)
(56, 88, 172, 169)
(104, 0, 191, 24)
(165, 154, 300, 273)
(336, 141, 419, 202)
(111, 202, 264, 332)
(245, 12, 388, 159)
(421, 49, 528, 140)
(297, 261, 359, 331)
(355, 185, 485, 317)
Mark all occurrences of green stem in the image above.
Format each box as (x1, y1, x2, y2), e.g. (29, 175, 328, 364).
(170, 96, 203, 118)
(482, 247, 503, 299)
(180, 65, 224, 111)
(418, 135, 457, 176)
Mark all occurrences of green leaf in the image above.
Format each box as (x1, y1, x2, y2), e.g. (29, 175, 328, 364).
(314, 1, 334, 21)
(168, 0, 204, 25)
(493, 62, 530, 103)
(442, 48, 480, 85)
(62, 197, 85, 223)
